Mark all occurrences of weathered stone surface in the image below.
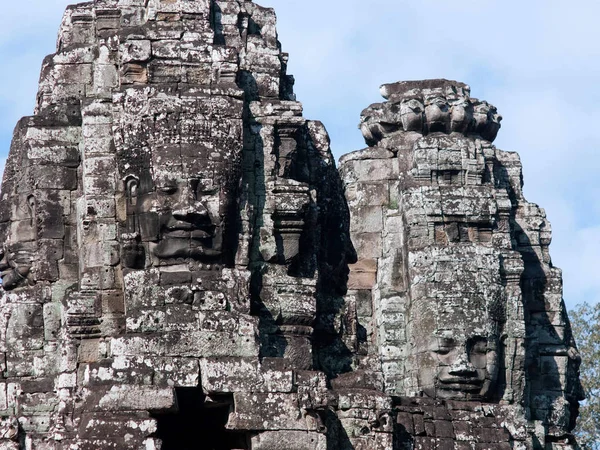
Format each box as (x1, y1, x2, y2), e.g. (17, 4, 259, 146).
(0, 3, 582, 450)
(0, 0, 354, 447)
(340, 79, 583, 448)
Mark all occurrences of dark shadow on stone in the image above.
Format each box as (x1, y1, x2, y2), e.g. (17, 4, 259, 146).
(210, 1, 225, 46)
(495, 161, 582, 432)
(237, 70, 288, 359)
(394, 423, 414, 450)
(247, 17, 262, 36)
(305, 126, 358, 378)
(151, 388, 249, 450)
(250, 267, 287, 358)
(274, 124, 317, 278)
(237, 70, 260, 102)
(324, 409, 354, 450)
(312, 293, 354, 378)
(222, 151, 243, 269)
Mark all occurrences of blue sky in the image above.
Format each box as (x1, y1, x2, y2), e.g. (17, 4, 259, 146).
(1, 0, 599, 309)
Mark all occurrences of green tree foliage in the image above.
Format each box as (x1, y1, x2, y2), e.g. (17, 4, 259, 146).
(570, 302, 600, 449)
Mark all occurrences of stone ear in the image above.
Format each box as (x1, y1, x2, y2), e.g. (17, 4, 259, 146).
(125, 176, 139, 204)
(26, 194, 36, 227)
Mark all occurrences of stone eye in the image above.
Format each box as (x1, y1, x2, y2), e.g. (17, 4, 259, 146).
(190, 179, 218, 199)
(432, 337, 455, 355)
(433, 348, 451, 355)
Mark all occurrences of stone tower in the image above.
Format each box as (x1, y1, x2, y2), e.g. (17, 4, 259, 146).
(340, 79, 584, 448)
(0, 1, 583, 449)
(0, 0, 354, 448)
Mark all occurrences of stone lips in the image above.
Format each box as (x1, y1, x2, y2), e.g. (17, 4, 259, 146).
(0, 1, 584, 449)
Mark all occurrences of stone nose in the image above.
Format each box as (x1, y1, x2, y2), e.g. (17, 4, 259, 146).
(172, 202, 209, 222)
(448, 352, 477, 376)
(448, 362, 477, 376)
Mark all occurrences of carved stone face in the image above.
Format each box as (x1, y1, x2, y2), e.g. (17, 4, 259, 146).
(411, 297, 499, 400)
(400, 98, 424, 132)
(0, 194, 37, 290)
(424, 95, 450, 133)
(116, 90, 242, 268)
(0, 242, 34, 290)
(449, 97, 472, 133)
(126, 168, 226, 264)
(482, 105, 502, 142)
(472, 100, 503, 141)
(416, 330, 498, 400)
(473, 102, 502, 141)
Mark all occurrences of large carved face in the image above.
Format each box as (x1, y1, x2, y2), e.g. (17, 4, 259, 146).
(117, 89, 242, 268)
(126, 166, 225, 263)
(412, 298, 499, 401)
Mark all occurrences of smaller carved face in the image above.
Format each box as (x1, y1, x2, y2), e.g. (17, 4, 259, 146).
(400, 98, 424, 132)
(424, 95, 450, 132)
(483, 106, 502, 142)
(488, 106, 502, 125)
(0, 194, 37, 290)
(417, 332, 498, 400)
(0, 243, 34, 290)
(472, 101, 491, 132)
(360, 121, 386, 146)
(472, 101, 502, 142)
(449, 97, 473, 133)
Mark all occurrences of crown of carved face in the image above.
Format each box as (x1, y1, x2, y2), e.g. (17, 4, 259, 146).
(359, 79, 502, 145)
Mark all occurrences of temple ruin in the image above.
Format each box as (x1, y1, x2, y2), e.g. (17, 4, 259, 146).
(0, 1, 584, 448)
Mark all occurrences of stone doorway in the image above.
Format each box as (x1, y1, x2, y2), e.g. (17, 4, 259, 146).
(152, 388, 249, 449)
